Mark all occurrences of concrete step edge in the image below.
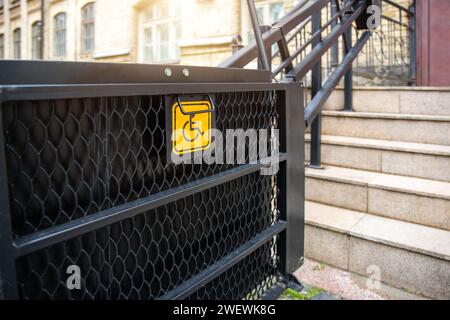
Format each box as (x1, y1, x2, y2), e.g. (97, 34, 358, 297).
(305, 201, 450, 261)
(305, 166, 450, 201)
(304, 134, 450, 157)
(331, 86, 450, 92)
(322, 110, 450, 122)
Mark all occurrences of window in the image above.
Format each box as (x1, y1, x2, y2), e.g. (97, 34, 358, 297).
(245, 1, 285, 44)
(13, 28, 21, 59)
(81, 3, 95, 53)
(32, 21, 43, 60)
(139, 1, 181, 63)
(54, 13, 67, 58)
(268, 2, 284, 24)
(0, 34, 4, 59)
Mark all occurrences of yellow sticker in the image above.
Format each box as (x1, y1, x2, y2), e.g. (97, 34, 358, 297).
(172, 100, 212, 155)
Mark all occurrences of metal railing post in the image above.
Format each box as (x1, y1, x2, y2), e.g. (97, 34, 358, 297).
(331, 0, 339, 71)
(343, 0, 353, 111)
(408, 1, 416, 85)
(278, 83, 305, 277)
(309, 11, 322, 169)
(0, 106, 19, 299)
(247, 0, 270, 70)
(258, 25, 272, 71)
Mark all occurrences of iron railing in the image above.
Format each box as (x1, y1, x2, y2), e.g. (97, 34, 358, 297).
(222, 0, 416, 168)
(0, 61, 305, 300)
(352, 0, 416, 85)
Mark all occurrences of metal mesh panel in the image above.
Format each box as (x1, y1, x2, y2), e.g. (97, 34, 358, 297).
(2, 92, 278, 239)
(2, 91, 282, 300)
(15, 173, 278, 300)
(186, 238, 279, 300)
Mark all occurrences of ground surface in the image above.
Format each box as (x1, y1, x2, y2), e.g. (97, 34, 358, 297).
(285, 259, 427, 300)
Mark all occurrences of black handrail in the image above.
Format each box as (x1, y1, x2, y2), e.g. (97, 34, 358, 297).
(219, 0, 330, 69)
(272, 0, 356, 77)
(220, 0, 416, 168)
(305, 31, 371, 126)
(285, 4, 365, 81)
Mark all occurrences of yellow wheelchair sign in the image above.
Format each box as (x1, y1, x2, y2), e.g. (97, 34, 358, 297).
(171, 99, 213, 156)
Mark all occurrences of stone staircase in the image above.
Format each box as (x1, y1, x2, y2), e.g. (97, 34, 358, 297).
(304, 87, 450, 300)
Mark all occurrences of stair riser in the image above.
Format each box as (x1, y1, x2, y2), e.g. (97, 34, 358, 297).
(305, 225, 349, 270)
(306, 143, 381, 172)
(349, 238, 450, 300)
(321, 116, 450, 146)
(306, 178, 368, 212)
(306, 143, 450, 182)
(305, 224, 450, 300)
(368, 189, 450, 231)
(321, 89, 450, 116)
(306, 177, 450, 230)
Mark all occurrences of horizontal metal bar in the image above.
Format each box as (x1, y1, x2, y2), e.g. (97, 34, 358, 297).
(286, 4, 365, 81)
(271, 17, 311, 59)
(274, 0, 329, 40)
(219, 28, 284, 69)
(0, 82, 291, 102)
(304, 31, 371, 127)
(159, 221, 287, 300)
(260, 282, 288, 300)
(0, 60, 271, 85)
(219, 0, 329, 68)
(13, 154, 288, 257)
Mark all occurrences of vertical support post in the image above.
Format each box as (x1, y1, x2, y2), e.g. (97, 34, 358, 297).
(331, 0, 339, 70)
(247, 0, 270, 70)
(408, 1, 416, 85)
(258, 25, 272, 71)
(309, 11, 322, 169)
(277, 36, 294, 74)
(343, 0, 353, 111)
(278, 83, 305, 275)
(0, 104, 19, 299)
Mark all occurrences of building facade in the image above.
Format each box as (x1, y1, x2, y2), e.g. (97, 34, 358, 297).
(0, 0, 298, 66)
(6, 0, 440, 85)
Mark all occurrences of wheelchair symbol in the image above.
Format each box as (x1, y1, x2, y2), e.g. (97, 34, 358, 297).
(171, 98, 213, 156)
(182, 115, 204, 143)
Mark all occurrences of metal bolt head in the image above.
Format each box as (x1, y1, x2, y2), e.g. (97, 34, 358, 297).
(164, 68, 173, 77)
(182, 68, 190, 77)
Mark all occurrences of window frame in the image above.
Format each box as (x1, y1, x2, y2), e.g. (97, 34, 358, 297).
(81, 2, 95, 54)
(53, 12, 67, 58)
(0, 33, 4, 59)
(138, 1, 181, 64)
(31, 21, 43, 60)
(13, 28, 21, 59)
(241, 0, 286, 45)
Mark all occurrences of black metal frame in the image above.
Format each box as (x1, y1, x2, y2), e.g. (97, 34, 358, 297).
(0, 60, 271, 85)
(0, 61, 304, 300)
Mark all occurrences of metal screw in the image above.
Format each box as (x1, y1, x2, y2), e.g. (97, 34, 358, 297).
(164, 68, 173, 77)
(182, 68, 190, 77)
